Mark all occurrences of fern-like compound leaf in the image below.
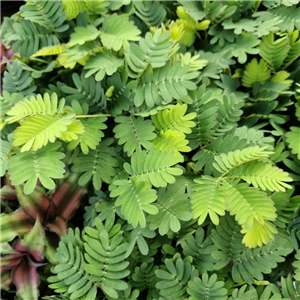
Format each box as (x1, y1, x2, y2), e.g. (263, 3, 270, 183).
(242, 58, 271, 88)
(259, 33, 289, 71)
(111, 178, 158, 228)
(84, 228, 130, 299)
(232, 234, 293, 284)
(0, 140, 12, 176)
(155, 257, 199, 300)
(229, 161, 293, 192)
(100, 14, 141, 51)
(125, 29, 173, 77)
(84, 49, 123, 81)
(187, 85, 218, 149)
(6, 93, 65, 124)
(147, 184, 192, 235)
(68, 25, 100, 47)
(181, 227, 217, 272)
(187, 273, 227, 300)
(213, 93, 244, 137)
(293, 250, 300, 281)
(8, 142, 65, 194)
(2, 61, 36, 96)
(151, 103, 196, 134)
(61, 0, 87, 20)
(124, 150, 183, 187)
(286, 126, 300, 160)
(20, 0, 68, 32)
(67, 116, 107, 154)
(72, 139, 119, 190)
(113, 115, 156, 156)
(191, 176, 226, 225)
(134, 62, 199, 108)
(48, 228, 97, 300)
(211, 214, 245, 270)
(12, 114, 73, 152)
(223, 182, 277, 229)
(152, 130, 191, 161)
(213, 146, 273, 175)
(10, 20, 59, 57)
(134, 1, 166, 27)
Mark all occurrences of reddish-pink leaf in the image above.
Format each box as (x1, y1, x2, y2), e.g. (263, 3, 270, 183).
(1, 254, 23, 268)
(12, 261, 39, 300)
(53, 178, 85, 220)
(15, 186, 50, 224)
(46, 216, 67, 236)
(0, 209, 33, 243)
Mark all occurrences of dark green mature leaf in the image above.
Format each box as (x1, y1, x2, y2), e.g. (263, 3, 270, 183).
(134, 62, 199, 108)
(147, 184, 192, 235)
(8, 142, 65, 194)
(124, 150, 183, 187)
(72, 138, 119, 190)
(114, 115, 156, 156)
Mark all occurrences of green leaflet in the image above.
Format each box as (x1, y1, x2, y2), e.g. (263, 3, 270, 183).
(84, 227, 130, 299)
(187, 273, 227, 300)
(123, 150, 183, 187)
(6, 93, 65, 124)
(147, 184, 192, 235)
(113, 115, 156, 156)
(286, 127, 300, 160)
(19, 0, 68, 32)
(111, 179, 158, 228)
(48, 228, 97, 300)
(125, 29, 173, 77)
(100, 14, 141, 51)
(0, 140, 12, 176)
(8, 142, 65, 194)
(191, 176, 226, 226)
(2, 61, 37, 96)
(68, 25, 100, 47)
(72, 138, 119, 190)
(242, 58, 271, 88)
(155, 256, 199, 299)
(151, 103, 196, 134)
(134, 1, 166, 27)
(84, 49, 123, 81)
(134, 62, 199, 108)
(13, 114, 73, 152)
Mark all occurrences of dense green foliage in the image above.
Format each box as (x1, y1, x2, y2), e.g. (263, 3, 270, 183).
(1, 0, 300, 299)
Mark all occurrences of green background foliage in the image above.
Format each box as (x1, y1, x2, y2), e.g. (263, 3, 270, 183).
(1, 0, 300, 299)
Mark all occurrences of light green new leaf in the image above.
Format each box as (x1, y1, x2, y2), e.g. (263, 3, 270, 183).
(124, 150, 183, 187)
(213, 146, 273, 175)
(153, 130, 191, 161)
(68, 25, 100, 47)
(151, 103, 196, 134)
(114, 115, 156, 156)
(13, 114, 73, 152)
(84, 49, 123, 81)
(229, 161, 293, 192)
(100, 14, 141, 51)
(222, 182, 277, 232)
(6, 93, 65, 124)
(242, 58, 271, 88)
(68, 117, 107, 154)
(191, 176, 226, 225)
(8, 142, 65, 194)
(111, 179, 158, 228)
